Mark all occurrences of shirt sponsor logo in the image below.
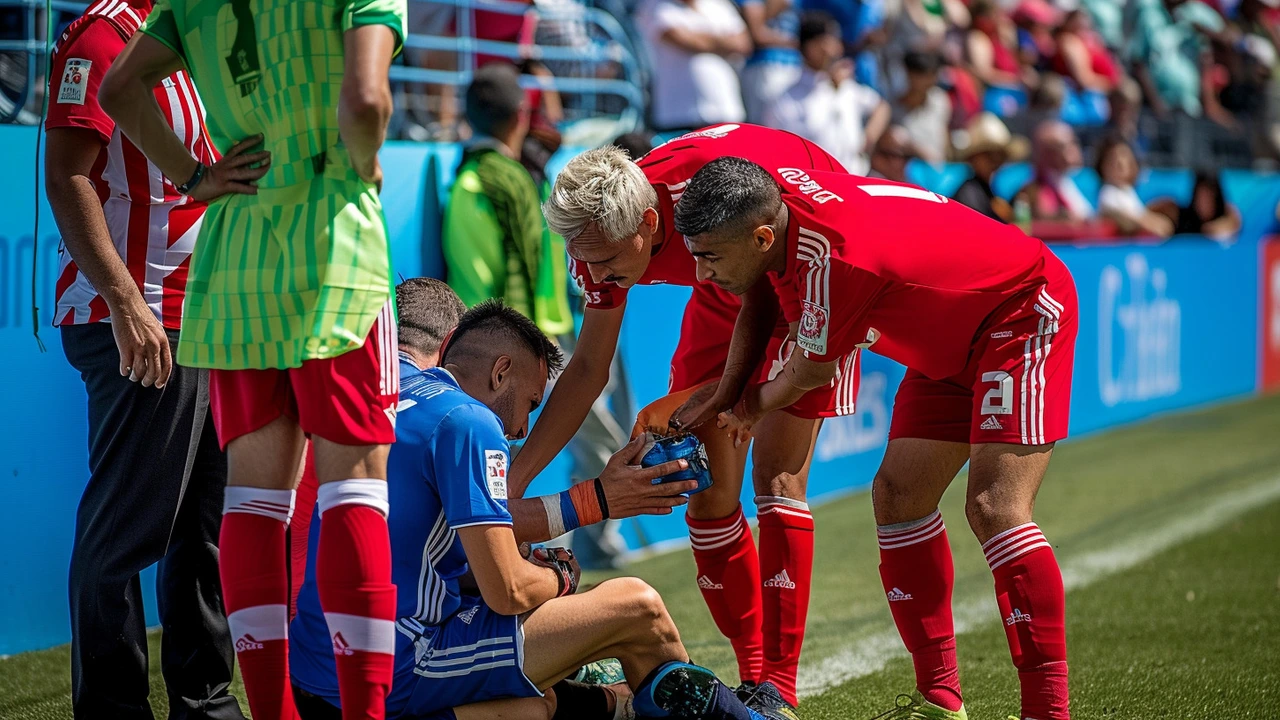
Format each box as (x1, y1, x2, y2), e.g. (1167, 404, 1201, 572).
(485, 450, 508, 500)
(58, 58, 91, 105)
(798, 300, 829, 355)
(777, 168, 844, 204)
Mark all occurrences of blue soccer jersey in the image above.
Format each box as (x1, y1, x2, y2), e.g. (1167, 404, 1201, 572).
(291, 360, 523, 715)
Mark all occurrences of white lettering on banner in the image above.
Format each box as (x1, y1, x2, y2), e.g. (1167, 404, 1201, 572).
(777, 168, 844, 204)
(1098, 253, 1181, 408)
(815, 372, 889, 461)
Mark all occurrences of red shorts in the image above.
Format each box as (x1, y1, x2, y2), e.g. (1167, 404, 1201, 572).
(211, 304, 399, 449)
(668, 283, 858, 419)
(889, 277, 1078, 446)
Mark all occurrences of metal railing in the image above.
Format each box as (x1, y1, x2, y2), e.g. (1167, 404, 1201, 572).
(0, 0, 647, 131)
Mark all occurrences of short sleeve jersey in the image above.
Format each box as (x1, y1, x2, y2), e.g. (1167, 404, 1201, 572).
(771, 171, 1059, 379)
(291, 361, 512, 708)
(570, 123, 846, 311)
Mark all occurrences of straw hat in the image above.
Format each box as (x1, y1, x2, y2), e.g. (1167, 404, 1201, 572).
(954, 112, 1030, 161)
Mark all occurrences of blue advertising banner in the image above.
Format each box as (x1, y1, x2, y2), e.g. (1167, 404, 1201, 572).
(0, 122, 1271, 654)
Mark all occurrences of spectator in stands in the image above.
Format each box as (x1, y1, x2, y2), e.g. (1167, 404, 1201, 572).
(952, 112, 1028, 221)
(403, 1, 459, 140)
(43, 5, 250, 717)
(1130, 0, 1235, 126)
(637, 0, 752, 132)
(1052, 9, 1120, 93)
(1109, 77, 1146, 149)
(765, 11, 890, 174)
(1155, 170, 1243, 239)
(1015, 119, 1095, 220)
(882, 0, 969, 94)
(891, 49, 951, 164)
(802, 0, 888, 90)
(967, 0, 1031, 103)
(867, 124, 917, 182)
(1095, 136, 1175, 237)
(737, 0, 802, 124)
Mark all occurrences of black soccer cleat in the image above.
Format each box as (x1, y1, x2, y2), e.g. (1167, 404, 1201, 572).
(741, 681, 801, 720)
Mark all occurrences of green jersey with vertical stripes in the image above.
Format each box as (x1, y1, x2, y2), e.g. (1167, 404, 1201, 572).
(141, 0, 406, 369)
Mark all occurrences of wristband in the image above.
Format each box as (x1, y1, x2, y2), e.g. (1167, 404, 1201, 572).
(176, 162, 206, 195)
(542, 478, 608, 538)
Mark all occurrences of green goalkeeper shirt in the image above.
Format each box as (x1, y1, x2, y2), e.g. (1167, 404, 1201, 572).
(141, 0, 406, 369)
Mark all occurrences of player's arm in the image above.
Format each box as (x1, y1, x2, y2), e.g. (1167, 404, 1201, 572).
(670, 276, 779, 432)
(507, 435, 694, 544)
(99, 34, 269, 202)
(456, 525, 563, 615)
(508, 305, 625, 497)
(340, 24, 396, 187)
(720, 351, 838, 445)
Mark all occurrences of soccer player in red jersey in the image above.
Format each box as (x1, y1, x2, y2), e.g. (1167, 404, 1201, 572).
(512, 123, 855, 706)
(673, 158, 1078, 720)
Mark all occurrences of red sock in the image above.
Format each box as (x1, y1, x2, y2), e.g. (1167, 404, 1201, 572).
(221, 487, 299, 720)
(687, 506, 764, 685)
(317, 480, 397, 720)
(877, 510, 963, 712)
(756, 496, 814, 706)
(289, 453, 319, 619)
(984, 523, 1069, 720)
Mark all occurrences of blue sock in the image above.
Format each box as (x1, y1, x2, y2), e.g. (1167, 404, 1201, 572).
(633, 662, 764, 720)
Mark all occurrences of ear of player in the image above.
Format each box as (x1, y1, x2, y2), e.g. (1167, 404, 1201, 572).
(641, 434, 713, 495)
(520, 542, 581, 597)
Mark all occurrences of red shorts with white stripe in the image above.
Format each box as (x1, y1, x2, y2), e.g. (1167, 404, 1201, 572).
(211, 304, 399, 449)
(668, 283, 859, 419)
(888, 274, 1078, 446)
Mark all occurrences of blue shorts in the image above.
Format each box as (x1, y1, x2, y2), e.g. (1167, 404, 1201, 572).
(392, 598, 542, 719)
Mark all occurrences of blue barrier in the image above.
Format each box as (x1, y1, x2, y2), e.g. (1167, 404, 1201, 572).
(0, 122, 1274, 654)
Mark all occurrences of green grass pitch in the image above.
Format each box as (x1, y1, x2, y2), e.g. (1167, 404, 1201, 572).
(4, 394, 1279, 719)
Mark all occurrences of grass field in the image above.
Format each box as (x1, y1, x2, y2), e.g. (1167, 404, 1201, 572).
(4, 394, 1280, 719)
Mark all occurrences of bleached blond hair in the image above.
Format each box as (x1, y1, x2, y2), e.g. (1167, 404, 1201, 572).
(543, 145, 658, 243)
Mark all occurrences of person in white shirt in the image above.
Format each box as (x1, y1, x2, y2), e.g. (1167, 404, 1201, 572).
(763, 11, 890, 175)
(1095, 135, 1174, 237)
(637, 0, 752, 131)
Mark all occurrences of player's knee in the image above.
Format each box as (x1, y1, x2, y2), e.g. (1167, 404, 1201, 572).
(686, 481, 742, 520)
(611, 577, 679, 643)
(871, 468, 914, 516)
(964, 492, 1030, 541)
(752, 467, 807, 501)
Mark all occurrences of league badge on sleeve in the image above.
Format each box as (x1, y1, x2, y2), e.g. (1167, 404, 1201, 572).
(58, 59, 91, 105)
(484, 450, 508, 500)
(798, 300, 829, 355)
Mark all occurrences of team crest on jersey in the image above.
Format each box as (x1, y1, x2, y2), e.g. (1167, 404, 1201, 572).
(485, 451, 508, 500)
(798, 301, 830, 355)
(58, 59, 91, 105)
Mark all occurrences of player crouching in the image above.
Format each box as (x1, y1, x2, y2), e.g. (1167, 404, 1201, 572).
(290, 299, 794, 720)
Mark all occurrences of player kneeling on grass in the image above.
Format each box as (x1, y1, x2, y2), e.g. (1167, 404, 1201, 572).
(290, 299, 793, 720)
(673, 159, 1079, 720)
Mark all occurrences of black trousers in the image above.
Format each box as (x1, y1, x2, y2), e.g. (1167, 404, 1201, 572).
(62, 323, 244, 720)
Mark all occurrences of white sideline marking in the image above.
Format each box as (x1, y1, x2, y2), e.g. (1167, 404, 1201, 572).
(797, 474, 1280, 699)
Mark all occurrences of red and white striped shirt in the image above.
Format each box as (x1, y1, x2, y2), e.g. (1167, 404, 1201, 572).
(46, 0, 217, 329)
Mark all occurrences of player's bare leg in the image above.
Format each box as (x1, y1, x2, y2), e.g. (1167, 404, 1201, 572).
(748, 411, 823, 705)
(221, 416, 308, 720)
(967, 443, 1068, 720)
(453, 694, 558, 720)
(872, 438, 971, 717)
(309, 436, 397, 720)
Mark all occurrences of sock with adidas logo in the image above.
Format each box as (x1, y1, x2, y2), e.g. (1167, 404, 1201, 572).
(756, 496, 814, 705)
(317, 480, 397, 720)
(220, 486, 299, 720)
(984, 523, 1069, 720)
(687, 507, 764, 685)
(877, 510, 963, 712)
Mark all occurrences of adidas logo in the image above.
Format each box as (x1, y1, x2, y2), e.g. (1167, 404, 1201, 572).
(1005, 608, 1033, 626)
(980, 416, 1003, 431)
(763, 570, 797, 590)
(457, 606, 479, 625)
(332, 631, 355, 656)
(697, 575, 724, 590)
(886, 587, 913, 602)
(235, 634, 264, 652)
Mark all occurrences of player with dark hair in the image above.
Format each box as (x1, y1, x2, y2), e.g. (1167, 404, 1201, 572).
(527, 125, 853, 707)
(100, 2, 406, 718)
(673, 158, 1079, 720)
(291, 299, 792, 720)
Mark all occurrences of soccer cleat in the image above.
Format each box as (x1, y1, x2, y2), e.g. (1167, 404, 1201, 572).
(869, 694, 968, 720)
(735, 680, 759, 703)
(740, 681, 801, 720)
(574, 657, 628, 686)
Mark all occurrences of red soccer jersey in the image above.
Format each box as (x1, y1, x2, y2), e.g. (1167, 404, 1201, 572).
(46, 0, 217, 329)
(770, 171, 1069, 380)
(571, 123, 846, 310)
